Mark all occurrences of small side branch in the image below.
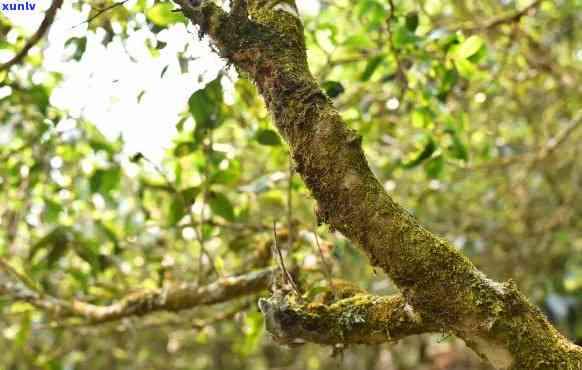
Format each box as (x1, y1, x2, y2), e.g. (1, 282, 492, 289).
(0, 259, 275, 324)
(71, 0, 129, 29)
(465, 0, 543, 32)
(0, 0, 64, 72)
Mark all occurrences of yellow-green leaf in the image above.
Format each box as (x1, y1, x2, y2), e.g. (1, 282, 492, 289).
(146, 3, 184, 26)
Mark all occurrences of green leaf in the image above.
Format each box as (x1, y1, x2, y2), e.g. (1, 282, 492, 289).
(64, 36, 87, 61)
(189, 77, 223, 132)
(425, 155, 444, 178)
(181, 186, 200, 206)
(96, 221, 120, 253)
(321, 80, 345, 98)
(455, 58, 477, 80)
(411, 107, 435, 128)
(468, 43, 487, 63)
(43, 198, 62, 223)
(343, 34, 374, 48)
(360, 55, 384, 81)
(168, 197, 186, 226)
(29, 227, 71, 267)
(403, 135, 437, 169)
(405, 12, 419, 32)
(393, 24, 420, 48)
(456, 35, 484, 59)
(357, 0, 387, 29)
(209, 192, 235, 221)
(174, 141, 198, 157)
(74, 241, 105, 273)
(90, 168, 121, 195)
(28, 226, 74, 267)
(15, 315, 31, 349)
(0, 40, 12, 50)
(210, 162, 241, 186)
(146, 3, 185, 26)
(441, 68, 458, 92)
(255, 129, 282, 146)
(87, 125, 118, 154)
(29, 86, 50, 114)
(449, 134, 469, 161)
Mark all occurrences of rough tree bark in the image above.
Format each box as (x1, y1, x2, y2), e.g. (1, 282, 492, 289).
(171, 1, 582, 369)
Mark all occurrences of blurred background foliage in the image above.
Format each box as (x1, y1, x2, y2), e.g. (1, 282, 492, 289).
(0, 0, 581, 369)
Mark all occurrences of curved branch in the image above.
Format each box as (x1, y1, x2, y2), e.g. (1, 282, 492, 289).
(0, 0, 64, 72)
(0, 259, 275, 323)
(471, 0, 543, 32)
(172, 3, 582, 369)
(70, 267, 275, 323)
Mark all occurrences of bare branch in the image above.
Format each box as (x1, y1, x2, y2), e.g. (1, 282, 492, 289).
(272, 221, 300, 295)
(0, 0, 64, 72)
(71, 0, 129, 29)
(0, 259, 275, 324)
(464, 0, 544, 33)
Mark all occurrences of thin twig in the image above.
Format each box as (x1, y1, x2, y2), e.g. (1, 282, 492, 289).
(312, 227, 337, 299)
(455, 0, 544, 33)
(470, 0, 543, 32)
(272, 221, 300, 295)
(70, 0, 129, 29)
(286, 153, 294, 252)
(0, 0, 64, 72)
(0, 257, 41, 294)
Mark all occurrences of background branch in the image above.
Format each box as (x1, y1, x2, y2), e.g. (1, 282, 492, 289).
(0, 258, 274, 324)
(0, 0, 64, 72)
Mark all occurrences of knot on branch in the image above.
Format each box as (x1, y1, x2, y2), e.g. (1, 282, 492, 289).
(258, 295, 307, 345)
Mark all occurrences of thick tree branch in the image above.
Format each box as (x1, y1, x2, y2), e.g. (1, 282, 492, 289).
(172, 3, 582, 369)
(0, 259, 275, 324)
(258, 293, 439, 346)
(0, 0, 64, 72)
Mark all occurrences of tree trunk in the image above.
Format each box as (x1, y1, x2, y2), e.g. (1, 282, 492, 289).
(173, 2, 582, 368)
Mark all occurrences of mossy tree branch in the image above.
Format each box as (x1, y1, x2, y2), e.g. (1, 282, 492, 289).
(171, 2, 582, 369)
(258, 293, 440, 346)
